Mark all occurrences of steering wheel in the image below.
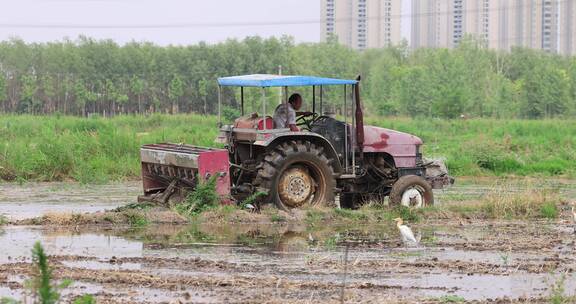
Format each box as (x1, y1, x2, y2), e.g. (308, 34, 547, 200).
(296, 112, 319, 131)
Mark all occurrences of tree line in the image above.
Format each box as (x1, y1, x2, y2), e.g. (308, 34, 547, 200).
(0, 35, 574, 118)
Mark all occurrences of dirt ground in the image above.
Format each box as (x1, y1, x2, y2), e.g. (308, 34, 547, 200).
(1, 179, 576, 303)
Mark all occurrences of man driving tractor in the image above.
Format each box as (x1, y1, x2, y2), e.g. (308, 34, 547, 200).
(272, 93, 312, 131)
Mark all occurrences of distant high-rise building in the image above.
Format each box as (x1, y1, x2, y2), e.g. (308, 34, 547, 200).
(410, 0, 565, 53)
(560, 0, 576, 55)
(320, 0, 402, 50)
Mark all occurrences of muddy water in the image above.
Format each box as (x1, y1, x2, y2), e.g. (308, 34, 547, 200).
(1, 221, 575, 303)
(0, 182, 140, 220)
(1, 179, 576, 303)
(1, 177, 573, 220)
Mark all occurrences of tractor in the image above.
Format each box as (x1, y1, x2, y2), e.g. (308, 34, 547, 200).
(138, 74, 453, 210)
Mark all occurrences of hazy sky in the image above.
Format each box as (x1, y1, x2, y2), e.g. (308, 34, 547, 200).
(0, 0, 410, 45)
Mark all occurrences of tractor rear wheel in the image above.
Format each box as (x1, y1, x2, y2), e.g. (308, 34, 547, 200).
(255, 141, 336, 211)
(389, 175, 434, 208)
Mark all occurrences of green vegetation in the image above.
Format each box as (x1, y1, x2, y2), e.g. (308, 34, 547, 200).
(548, 275, 568, 304)
(269, 214, 286, 223)
(175, 176, 219, 217)
(1, 37, 576, 119)
(29, 241, 69, 304)
(436, 295, 466, 303)
(366, 118, 576, 177)
(479, 186, 561, 219)
(539, 202, 559, 219)
(123, 210, 149, 227)
(0, 241, 95, 304)
(0, 215, 7, 225)
(0, 115, 573, 183)
(0, 114, 217, 183)
(291, 185, 562, 226)
(322, 234, 341, 249)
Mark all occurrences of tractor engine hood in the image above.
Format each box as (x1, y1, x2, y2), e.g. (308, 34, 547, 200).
(362, 125, 423, 167)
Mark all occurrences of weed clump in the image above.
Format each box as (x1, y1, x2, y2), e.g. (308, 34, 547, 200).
(437, 295, 465, 303)
(239, 191, 267, 209)
(548, 274, 568, 304)
(481, 186, 561, 219)
(176, 176, 219, 217)
(123, 210, 149, 227)
(0, 241, 95, 304)
(539, 202, 559, 219)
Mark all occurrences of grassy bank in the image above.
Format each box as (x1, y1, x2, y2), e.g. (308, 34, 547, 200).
(0, 114, 574, 182)
(16, 182, 566, 227)
(0, 114, 218, 183)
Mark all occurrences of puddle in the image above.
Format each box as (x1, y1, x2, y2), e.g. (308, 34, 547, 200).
(1, 178, 573, 221)
(1, 179, 576, 302)
(0, 226, 143, 263)
(1, 222, 574, 302)
(0, 182, 140, 220)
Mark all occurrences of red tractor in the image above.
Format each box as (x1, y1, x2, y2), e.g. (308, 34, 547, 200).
(139, 74, 453, 210)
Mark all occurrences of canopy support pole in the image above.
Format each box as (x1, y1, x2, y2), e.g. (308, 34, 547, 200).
(312, 85, 316, 114)
(320, 85, 323, 115)
(262, 88, 267, 131)
(352, 84, 357, 176)
(344, 85, 348, 173)
(240, 87, 244, 116)
(218, 85, 222, 127)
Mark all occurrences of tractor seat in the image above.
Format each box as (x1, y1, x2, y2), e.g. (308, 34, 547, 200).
(234, 113, 274, 130)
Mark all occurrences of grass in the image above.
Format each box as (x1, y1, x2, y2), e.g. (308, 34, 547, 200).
(365, 117, 576, 177)
(436, 295, 466, 303)
(123, 210, 150, 227)
(270, 214, 286, 223)
(0, 241, 95, 304)
(19, 180, 563, 227)
(175, 176, 220, 218)
(0, 115, 574, 183)
(478, 185, 562, 219)
(0, 114, 219, 183)
(181, 181, 563, 226)
(548, 274, 568, 304)
(297, 184, 562, 226)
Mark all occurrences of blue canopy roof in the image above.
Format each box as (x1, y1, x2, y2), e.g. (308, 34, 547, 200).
(218, 74, 358, 87)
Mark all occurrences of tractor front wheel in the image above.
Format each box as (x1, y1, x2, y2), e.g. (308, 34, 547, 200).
(255, 141, 336, 211)
(389, 175, 434, 208)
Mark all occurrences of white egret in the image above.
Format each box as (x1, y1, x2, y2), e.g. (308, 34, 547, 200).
(394, 218, 419, 247)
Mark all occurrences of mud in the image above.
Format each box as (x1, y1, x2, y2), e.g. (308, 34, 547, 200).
(1, 179, 576, 303)
(2, 220, 576, 303)
(0, 181, 140, 221)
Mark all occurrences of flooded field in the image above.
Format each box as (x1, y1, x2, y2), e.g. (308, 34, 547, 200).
(1, 178, 575, 303)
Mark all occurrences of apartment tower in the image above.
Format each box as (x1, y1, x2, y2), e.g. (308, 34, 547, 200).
(560, 0, 576, 55)
(320, 0, 402, 50)
(411, 0, 563, 53)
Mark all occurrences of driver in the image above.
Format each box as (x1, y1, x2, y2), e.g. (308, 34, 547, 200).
(273, 93, 312, 131)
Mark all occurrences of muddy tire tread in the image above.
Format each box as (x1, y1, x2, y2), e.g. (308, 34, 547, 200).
(254, 140, 336, 210)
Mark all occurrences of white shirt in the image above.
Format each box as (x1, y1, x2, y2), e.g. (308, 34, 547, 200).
(273, 103, 296, 129)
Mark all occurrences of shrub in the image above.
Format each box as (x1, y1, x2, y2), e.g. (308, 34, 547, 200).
(175, 175, 219, 217)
